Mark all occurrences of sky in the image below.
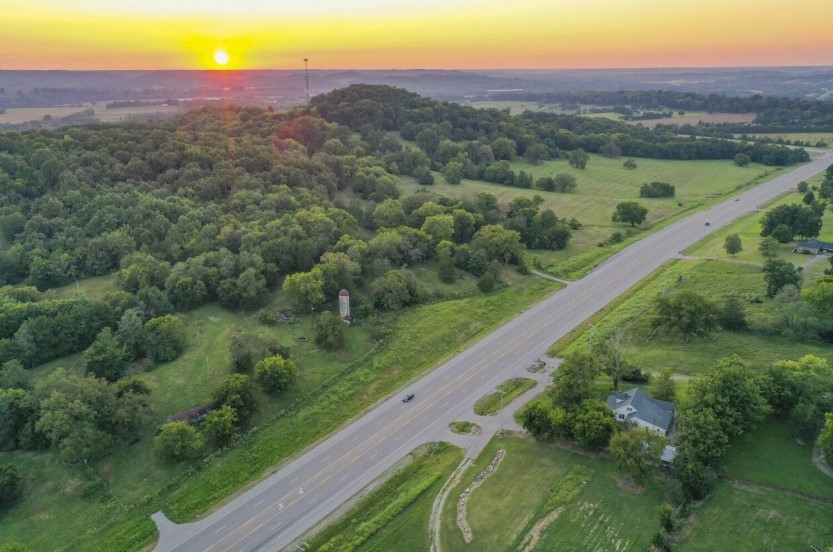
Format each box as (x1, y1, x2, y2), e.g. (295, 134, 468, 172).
(1, 0, 832, 70)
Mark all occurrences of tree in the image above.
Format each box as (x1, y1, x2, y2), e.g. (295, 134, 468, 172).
(612, 202, 648, 227)
(471, 225, 525, 264)
(688, 355, 766, 438)
(0, 464, 21, 508)
(524, 143, 549, 165)
(372, 199, 406, 229)
(442, 161, 464, 185)
(820, 413, 833, 464)
(675, 407, 728, 466)
(762, 259, 802, 298)
(723, 234, 742, 256)
(623, 159, 637, 170)
(639, 182, 675, 198)
(549, 352, 599, 411)
(0, 360, 29, 390)
(212, 374, 256, 420)
(797, 180, 809, 193)
(203, 405, 238, 448)
(595, 327, 628, 391)
(734, 153, 751, 167)
(608, 428, 666, 483)
(519, 402, 557, 439)
(144, 315, 187, 363)
(282, 270, 325, 310)
(572, 399, 618, 451)
(803, 191, 816, 205)
(83, 327, 128, 382)
(235, 268, 267, 308)
(154, 422, 204, 462)
(652, 290, 720, 340)
(758, 236, 779, 258)
(675, 453, 712, 501)
(569, 149, 589, 169)
(370, 270, 413, 311)
(718, 296, 748, 331)
(651, 369, 677, 402)
(553, 173, 577, 193)
(254, 355, 298, 394)
(770, 224, 794, 243)
(116, 307, 145, 360)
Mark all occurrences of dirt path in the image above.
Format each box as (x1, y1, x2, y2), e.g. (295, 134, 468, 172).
(518, 507, 565, 552)
(812, 443, 833, 479)
(456, 449, 506, 543)
(429, 458, 471, 552)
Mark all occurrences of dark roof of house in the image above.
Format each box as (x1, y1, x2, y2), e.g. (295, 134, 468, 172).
(797, 239, 833, 249)
(606, 388, 674, 432)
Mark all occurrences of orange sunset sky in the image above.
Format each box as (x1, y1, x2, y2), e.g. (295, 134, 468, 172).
(1, 0, 832, 70)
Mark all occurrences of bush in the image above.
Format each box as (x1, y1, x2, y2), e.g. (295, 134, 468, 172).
(211, 374, 256, 420)
(0, 463, 22, 507)
(203, 405, 238, 448)
(154, 422, 204, 462)
(639, 181, 675, 198)
(254, 355, 298, 394)
(314, 311, 346, 351)
(144, 315, 187, 363)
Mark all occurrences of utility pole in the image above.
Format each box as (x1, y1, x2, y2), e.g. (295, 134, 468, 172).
(303, 58, 310, 106)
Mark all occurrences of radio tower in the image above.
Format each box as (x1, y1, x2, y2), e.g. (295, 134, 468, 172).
(303, 58, 310, 106)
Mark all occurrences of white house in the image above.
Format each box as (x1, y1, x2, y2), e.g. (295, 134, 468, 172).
(606, 388, 674, 435)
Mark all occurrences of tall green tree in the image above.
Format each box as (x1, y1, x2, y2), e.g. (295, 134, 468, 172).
(612, 202, 648, 226)
(254, 355, 298, 394)
(154, 422, 204, 462)
(212, 374, 256, 420)
(549, 352, 599, 412)
(652, 290, 720, 340)
(723, 234, 743, 256)
(203, 405, 238, 448)
(144, 315, 187, 363)
(608, 428, 666, 483)
(762, 259, 802, 298)
(83, 327, 128, 382)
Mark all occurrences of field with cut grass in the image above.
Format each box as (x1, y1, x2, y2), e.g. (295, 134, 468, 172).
(553, 259, 833, 375)
(629, 112, 757, 129)
(472, 377, 537, 416)
(674, 482, 833, 552)
(722, 417, 833, 500)
(440, 436, 666, 551)
(400, 153, 785, 279)
(737, 132, 833, 146)
(0, 270, 560, 550)
(302, 442, 464, 552)
(0, 103, 182, 125)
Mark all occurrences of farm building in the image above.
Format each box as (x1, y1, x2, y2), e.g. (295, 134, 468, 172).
(606, 388, 674, 435)
(794, 239, 833, 255)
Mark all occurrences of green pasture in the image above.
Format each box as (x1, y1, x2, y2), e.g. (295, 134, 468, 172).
(472, 377, 537, 416)
(738, 132, 833, 146)
(722, 417, 833, 500)
(440, 436, 666, 551)
(675, 482, 833, 552)
(399, 153, 787, 278)
(0, 270, 559, 550)
(554, 259, 833, 376)
(685, 174, 833, 270)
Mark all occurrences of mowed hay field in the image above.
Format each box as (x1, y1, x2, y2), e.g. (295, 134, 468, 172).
(738, 132, 833, 145)
(628, 112, 757, 129)
(440, 437, 665, 552)
(400, 153, 785, 275)
(0, 103, 182, 124)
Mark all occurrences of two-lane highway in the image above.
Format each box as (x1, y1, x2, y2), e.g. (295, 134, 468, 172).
(157, 150, 833, 552)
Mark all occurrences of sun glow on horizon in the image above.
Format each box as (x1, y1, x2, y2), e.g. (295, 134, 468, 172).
(213, 49, 230, 67)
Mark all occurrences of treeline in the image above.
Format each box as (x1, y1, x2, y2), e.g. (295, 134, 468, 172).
(312, 85, 807, 167)
(483, 89, 833, 129)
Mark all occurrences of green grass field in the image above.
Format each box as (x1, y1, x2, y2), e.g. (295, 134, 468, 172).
(722, 417, 833, 500)
(737, 132, 833, 146)
(0, 104, 182, 125)
(554, 259, 833, 376)
(472, 377, 537, 415)
(439, 436, 666, 551)
(399, 153, 787, 279)
(0, 271, 560, 550)
(684, 173, 833, 271)
(675, 482, 833, 552)
(303, 442, 464, 552)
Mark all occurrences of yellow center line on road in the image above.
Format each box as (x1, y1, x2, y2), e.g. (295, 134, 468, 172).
(206, 320, 532, 551)
(208, 245, 655, 551)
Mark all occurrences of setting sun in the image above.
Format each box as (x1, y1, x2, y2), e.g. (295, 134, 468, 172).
(213, 49, 230, 66)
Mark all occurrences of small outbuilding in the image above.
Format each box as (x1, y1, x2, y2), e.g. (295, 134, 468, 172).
(606, 388, 675, 436)
(794, 239, 833, 255)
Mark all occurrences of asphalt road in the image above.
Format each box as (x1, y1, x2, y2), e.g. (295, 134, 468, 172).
(156, 150, 833, 552)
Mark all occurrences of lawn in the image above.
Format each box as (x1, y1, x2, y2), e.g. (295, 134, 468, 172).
(302, 442, 464, 552)
(472, 377, 537, 415)
(440, 436, 667, 552)
(0, 271, 560, 550)
(722, 417, 833, 500)
(399, 153, 786, 279)
(738, 132, 833, 146)
(675, 482, 833, 552)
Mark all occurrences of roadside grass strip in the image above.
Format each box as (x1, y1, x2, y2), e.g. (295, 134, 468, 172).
(473, 378, 537, 416)
(305, 443, 464, 552)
